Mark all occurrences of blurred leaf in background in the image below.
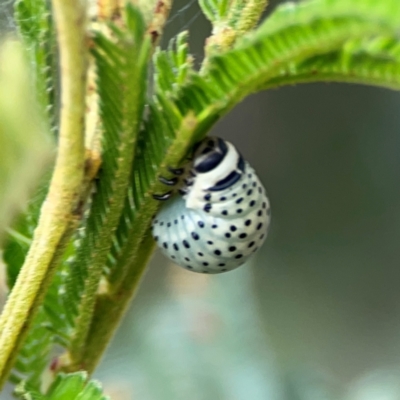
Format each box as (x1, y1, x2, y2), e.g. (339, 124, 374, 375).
(0, 39, 52, 241)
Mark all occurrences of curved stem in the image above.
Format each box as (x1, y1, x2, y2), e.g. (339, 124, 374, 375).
(0, 0, 87, 387)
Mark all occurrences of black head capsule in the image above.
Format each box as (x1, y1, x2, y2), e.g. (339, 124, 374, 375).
(192, 136, 229, 173)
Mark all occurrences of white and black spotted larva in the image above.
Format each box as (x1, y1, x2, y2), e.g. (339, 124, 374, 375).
(152, 136, 271, 274)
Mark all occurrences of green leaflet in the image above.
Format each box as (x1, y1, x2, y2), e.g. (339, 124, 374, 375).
(260, 36, 400, 90)
(15, 372, 109, 400)
(14, 0, 57, 132)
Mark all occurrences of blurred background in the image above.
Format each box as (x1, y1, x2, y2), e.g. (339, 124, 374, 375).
(2, 0, 400, 399)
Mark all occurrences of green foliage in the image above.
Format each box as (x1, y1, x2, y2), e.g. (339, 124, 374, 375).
(0, 40, 52, 242)
(199, 0, 230, 22)
(2, 0, 400, 395)
(15, 372, 109, 400)
(61, 4, 151, 362)
(14, 0, 57, 130)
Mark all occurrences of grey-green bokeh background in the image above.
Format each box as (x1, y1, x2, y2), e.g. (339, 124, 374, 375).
(2, 0, 400, 399)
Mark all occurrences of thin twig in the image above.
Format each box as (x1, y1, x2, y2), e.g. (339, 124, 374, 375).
(0, 0, 88, 387)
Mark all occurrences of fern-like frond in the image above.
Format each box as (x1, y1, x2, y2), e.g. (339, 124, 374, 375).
(172, 0, 400, 132)
(260, 35, 400, 90)
(106, 32, 196, 287)
(154, 31, 193, 95)
(61, 4, 151, 362)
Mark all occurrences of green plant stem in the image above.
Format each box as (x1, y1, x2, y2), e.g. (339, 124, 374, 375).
(66, 232, 155, 374)
(0, 0, 87, 387)
(66, 113, 198, 374)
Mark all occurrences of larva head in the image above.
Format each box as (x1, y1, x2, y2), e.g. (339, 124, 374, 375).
(185, 137, 245, 210)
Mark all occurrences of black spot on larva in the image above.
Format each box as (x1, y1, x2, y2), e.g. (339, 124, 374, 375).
(222, 210, 228, 216)
(257, 210, 263, 217)
(260, 234, 265, 240)
(204, 193, 211, 201)
(250, 200, 256, 207)
(181, 215, 185, 219)
(257, 222, 263, 230)
(198, 252, 203, 257)
(225, 233, 231, 238)
(198, 221, 205, 228)
(253, 246, 259, 253)
(203, 262, 209, 266)
(222, 268, 227, 272)
(232, 193, 237, 197)
(229, 246, 236, 252)
(173, 243, 179, 251)
(185, 257, 190, 262)
(174, 219, 178, 224)
(220, 196, 226, 201)
(235, 254, 243, 259)
(236, 197, 243, 204)
(267, 207, 271, 216)
(262, 202, 266, 209)
(191, 232, 200, 240)
(214, 249, 221, 256)
(245, 219, 252, 226)
(242, 183, 247, 189)
(171, 255, 176, 259)
(160, 222, 164, 226)
(183, 240, 190, 249)
(239, 233, 247, 239)
(258, 187, 262, 194)
(237, 209, 243, 214)
(187, 265, 193, 269)
(230, 225, 237, 232)
(253, 182, 257, 187)
(167, 222, 171, 227)
(212, 224, 218, 229)
(248, 173, 252, 178)
(204, 203, 212, 212)
(203, 270, 209, 273)
(154, 219, 158, 223)
(207, 240, 214, 245)
(155, 236, 159, 241)
(219, 263, 225, 267)
(248, 241, 255, 248)
(163, 242, 168, 249)
(247, 189, 253, 196)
